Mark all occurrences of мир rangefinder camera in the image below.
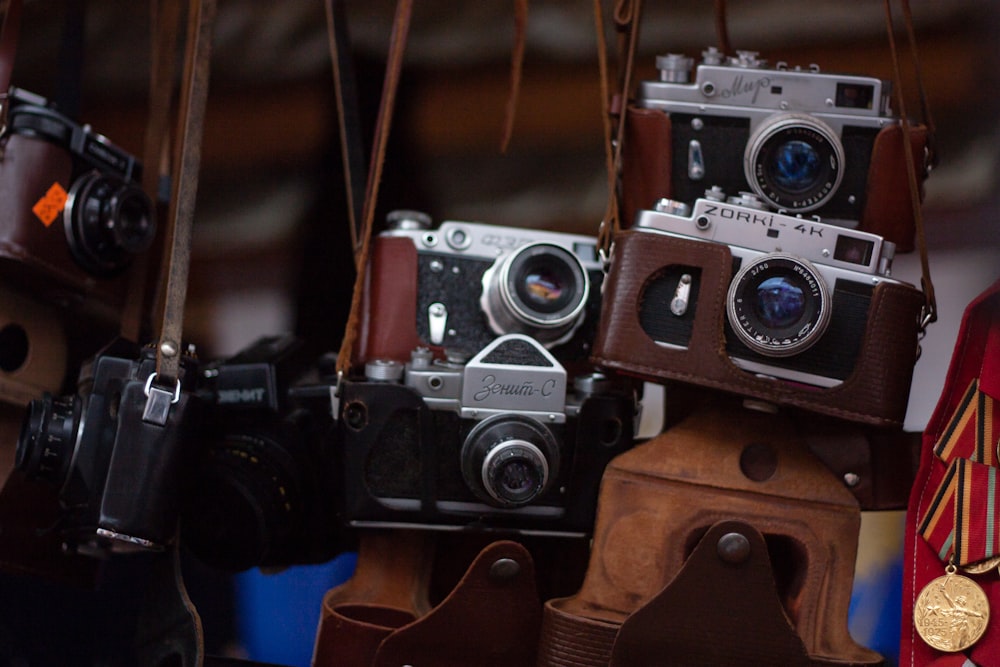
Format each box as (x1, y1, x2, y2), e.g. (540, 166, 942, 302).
(360, 211, 604, 364)
(631, 47, 927, 240)
(337, 333, 636, 537)
(15, 339, 202, 556)
(0, 87, 155, 310)
(591, 189, 926, 427)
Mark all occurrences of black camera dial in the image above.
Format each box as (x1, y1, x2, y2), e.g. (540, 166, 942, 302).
(726, 253, 831, 357)
(481, 242, 589, 347)
(744, 113, 844, 213)
(64, 171, 156, 276)
(461, 414, 559, 508)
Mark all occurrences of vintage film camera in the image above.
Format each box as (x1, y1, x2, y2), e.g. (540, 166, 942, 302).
(15, 339, 201, 556)
(0, 87, 155, 313)
(360, 211, 604, 364)
(338, 333, 636, 536)
(627, 47, 926, 243)
(180, 336, 344, 571)
(591, 189, 925, 427)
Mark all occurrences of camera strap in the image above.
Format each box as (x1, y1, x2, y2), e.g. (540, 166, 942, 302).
(144, 0, 216, 425)
(0, 0, 22, 133)
(328, 0, 530, 377)
(594, 0, 643, 265)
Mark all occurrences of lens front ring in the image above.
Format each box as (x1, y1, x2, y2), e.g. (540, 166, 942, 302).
(481, 241, 590, 346)
(743, 113, 845, 213)
(726, 253, 831, 357)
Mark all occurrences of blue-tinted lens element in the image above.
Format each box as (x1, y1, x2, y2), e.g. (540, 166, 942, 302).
(754, 275, 806, 329)
(770, 140, 821, 193)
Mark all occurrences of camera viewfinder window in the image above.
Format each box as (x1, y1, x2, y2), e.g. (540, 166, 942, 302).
(573, 242, 598, 263)
(835, 83, 875, 110)
(833, 235, 875, 266)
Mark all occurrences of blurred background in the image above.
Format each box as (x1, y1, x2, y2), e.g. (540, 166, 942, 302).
(4, 0, 1000, 665)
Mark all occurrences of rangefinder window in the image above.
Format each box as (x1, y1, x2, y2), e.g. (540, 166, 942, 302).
(835, 83, 875, 110)
(833, 236, 875, 266)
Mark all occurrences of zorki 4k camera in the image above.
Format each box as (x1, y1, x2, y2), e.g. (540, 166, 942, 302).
(360, 211, 603, 365)
(591, 189, 926, 427)
(633, 48, 928, 240)
(0, 87, 155, 312)
(337, 333, 636, 537)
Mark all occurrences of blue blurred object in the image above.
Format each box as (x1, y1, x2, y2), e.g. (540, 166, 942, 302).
(236, 552, 357, 667)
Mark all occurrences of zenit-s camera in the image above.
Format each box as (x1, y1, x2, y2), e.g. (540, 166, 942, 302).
(337, 334, 636, 537)
(15, 339, 201, 556)
(591, 189, 925, 427)
(623, 48, 928, 247)
(0, 87, 155, 312)
(360, 211, 604, 365)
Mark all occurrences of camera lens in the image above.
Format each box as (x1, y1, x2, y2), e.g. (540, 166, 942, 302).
(744, 113, 844, 213)
(16, 393, 83, 487)
(183, 421, 314, 571)
(726, 253, 831, 357)
(461, 414, 559, 508)
(65, 171, 156, 275)
(481, 242, 589, 346)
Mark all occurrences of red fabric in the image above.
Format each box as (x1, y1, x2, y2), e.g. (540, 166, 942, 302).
(902, 278, 1000, 666)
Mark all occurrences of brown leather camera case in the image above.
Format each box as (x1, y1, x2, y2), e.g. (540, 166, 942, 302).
(590, 228, 925, 427)
(536, 404, 882, 666)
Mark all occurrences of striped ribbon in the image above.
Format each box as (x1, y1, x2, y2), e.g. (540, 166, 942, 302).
(919, 379, 1000, 567)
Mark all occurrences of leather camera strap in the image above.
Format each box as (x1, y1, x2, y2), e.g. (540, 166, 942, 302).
(147, 0, 216, 411)
(595, 0, 643, 263)
(0, 0, 21, 131)
(329, 0, 530, 375)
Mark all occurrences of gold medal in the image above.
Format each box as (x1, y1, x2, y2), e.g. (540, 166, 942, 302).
(914, 564, 990, 652)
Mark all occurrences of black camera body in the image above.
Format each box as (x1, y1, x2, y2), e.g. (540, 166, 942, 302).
(338, 334, 636, 537)
(15, 339, 202, 555)
(362, 211, 604, 365)
(636, 48, 918, 230)
(0, 87, 155, 313)
(182, 336, 344, 571)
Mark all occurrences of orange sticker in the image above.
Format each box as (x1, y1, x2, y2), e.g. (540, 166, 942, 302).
(32, 182, 69, 227)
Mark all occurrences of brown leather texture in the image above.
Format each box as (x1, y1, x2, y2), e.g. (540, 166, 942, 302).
(859, 123, 929, 253)
(0, 134, 127, 321)
(356, 235, 422, 364)
(0, 286, 67, 407)
(536, 404, 882, 666)
(314, 535, 542, 667)
(590, 228, 925, 427)
(609, 520, 812, 667)
(619, 106, 673, 230)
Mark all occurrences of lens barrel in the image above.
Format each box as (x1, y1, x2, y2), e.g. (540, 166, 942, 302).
(16, 393, 83, 487)
(65, 171, 156, 275)
(744, 113, 844, 213)
(461, 414, 559, 508)
(726, 253, 831, 357)
(481, 242, 589, 346)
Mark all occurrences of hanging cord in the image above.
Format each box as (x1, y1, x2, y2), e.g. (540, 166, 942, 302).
(499, 0, 528, 154)
(148, 0, 215, 409)
(325, 0, 367, 266)
(334, 0, 413, 379)
(120, 0, 183, 343)
(883, 0, 936, 327)
(713, 0, 731, 54)
(595, 0, 643, 263)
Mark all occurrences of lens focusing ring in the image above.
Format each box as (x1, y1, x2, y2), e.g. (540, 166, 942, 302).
(726, 253, 831, 357)
(461, 414, 559, 508)
(16, 393, 83, 487)
(743, 112, 844, 213)
(64, 171, 156, 275)
(481, 242, 589, 346)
